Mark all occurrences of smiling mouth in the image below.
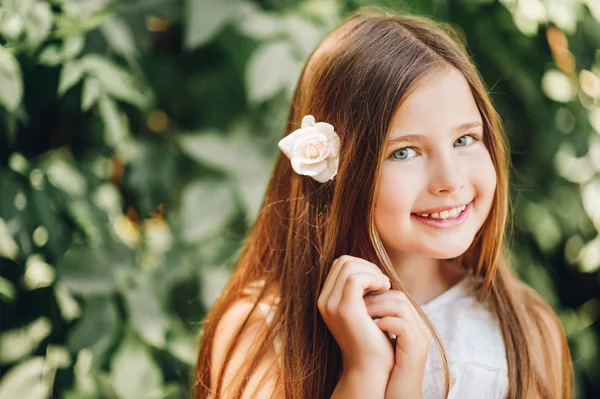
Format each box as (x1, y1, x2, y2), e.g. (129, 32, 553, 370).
(411, 200, 473, 220)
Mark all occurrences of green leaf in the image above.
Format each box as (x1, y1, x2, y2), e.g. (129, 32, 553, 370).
(246, 41, 296, 103)
(57, 247, 117, 295)
(123, 273, 169, 348)
(0, 316, 52, 365)
(178, 131, 239, 172)
(40, 36, 86, 66)
(63, 35, 85, 59)
(81, 77, 101, 111)
(0, 276, 17, 303)
(165, 320, 197, 366)
(110, 330, 164, 399)
(67, 297, 119, 356)
(23, 1, 53, 47)
(81, 55, 148, 109)
(101, 17, 137, 61)
(54, 282, 81, 322)
(98, 95, 129, 150)
(178, 132, 272, 219)
(0, 357, 47, 399)
(0, 217, 20, 261)
(58, 60, 84, 96)
(0, 45, 23, 112)
(184, 0, 236, 50)
(179, 180, 237, 243)
(38, 45, 62, 66)
(235, 3, 279, 40)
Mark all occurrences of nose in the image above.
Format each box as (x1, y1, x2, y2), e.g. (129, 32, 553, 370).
(428, 151, 466, 195)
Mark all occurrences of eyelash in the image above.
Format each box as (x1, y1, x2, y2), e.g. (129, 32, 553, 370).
(388, 133, 481, 162)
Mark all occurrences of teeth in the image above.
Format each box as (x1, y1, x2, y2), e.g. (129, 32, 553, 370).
(417, 204, 467, 220)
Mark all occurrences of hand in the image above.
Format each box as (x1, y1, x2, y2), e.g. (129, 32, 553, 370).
(318, 255, 395, 375)
(364, 289, 432, 399)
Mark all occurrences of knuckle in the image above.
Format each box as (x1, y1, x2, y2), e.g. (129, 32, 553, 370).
(324, 302, 337, 316)
(346, 273, 361, 285)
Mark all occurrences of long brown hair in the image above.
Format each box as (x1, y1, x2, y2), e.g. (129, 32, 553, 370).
(193, 8, 573, 398)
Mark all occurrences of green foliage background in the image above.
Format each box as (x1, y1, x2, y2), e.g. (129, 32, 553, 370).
(0, 0, 599, 398)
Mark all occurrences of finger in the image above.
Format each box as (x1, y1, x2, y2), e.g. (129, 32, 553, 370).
(337, 272, 389, 320)
(329, 267, 390, 309)
(319, 257, 343, 306)
(375, 317, 411, 355)
(365, 297, 414, 320)
(365, 290, 430, 338)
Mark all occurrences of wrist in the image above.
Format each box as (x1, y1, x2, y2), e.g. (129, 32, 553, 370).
(332, 366, 389, 399)
(384, 365, 424, 399)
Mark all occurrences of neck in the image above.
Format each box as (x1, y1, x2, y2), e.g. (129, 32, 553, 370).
(388, 253, 467, 306)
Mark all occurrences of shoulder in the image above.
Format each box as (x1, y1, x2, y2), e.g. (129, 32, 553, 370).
(211, 296, 283, 398)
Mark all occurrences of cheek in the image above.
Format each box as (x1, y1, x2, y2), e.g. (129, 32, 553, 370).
(374, 166, 421, 220)
(469, 149, 497, 202)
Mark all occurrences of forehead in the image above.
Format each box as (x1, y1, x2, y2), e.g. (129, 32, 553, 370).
(388, 67, 482, 139)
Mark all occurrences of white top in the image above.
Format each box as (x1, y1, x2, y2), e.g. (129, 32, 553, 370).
(248, 275, 509, 398)
(420, 275, 509, 399)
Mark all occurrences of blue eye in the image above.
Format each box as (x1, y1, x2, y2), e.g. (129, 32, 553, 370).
(454, 134, 477, 147)
(391, 147, 417, 161)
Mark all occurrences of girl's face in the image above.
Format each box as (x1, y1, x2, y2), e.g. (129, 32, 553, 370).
(374, 67, 496, 260)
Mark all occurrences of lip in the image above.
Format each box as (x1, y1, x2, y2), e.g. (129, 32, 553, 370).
(412, 200, 473, 215)
(411, 201, 472, 229)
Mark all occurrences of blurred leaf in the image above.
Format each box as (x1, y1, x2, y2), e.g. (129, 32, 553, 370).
(123, 273, 169, 349)
(235, 3, 279, 40)
(178, 131, 238, 172)
(67, 297, 119, 357)
(0, 316, 52, 365)
(246, 41, 297, 103)
(178, 132, 272, 219)
(101, 16, 137, 61)
(81, 55, 148, 109)
(280, 14, 325, 56)
(0, 357, 47, 399)
(109, 329, 164, 399)
(184, 0, 237, 50)
(179, 180, 237, 243)
(0, 276, 17, 303)
(57, 247, 119, 296)
(42, 149, 88, 197)
(39, 35, 85, 66)
(54, 282, 81, 322)
(165, 320, 197, 366)
(23, 1, 53, 47)
(98, 95, 128, 150)
(0, 45, 23, 112)
(0, 217, 20, 261)
(81, 76, 101, 111)
(58, 60, 85, 96)
(38, 45, 62, 66)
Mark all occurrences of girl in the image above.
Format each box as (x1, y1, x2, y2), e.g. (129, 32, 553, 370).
(193, 8, 573, 399)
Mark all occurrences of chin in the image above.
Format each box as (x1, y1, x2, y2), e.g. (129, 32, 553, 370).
(427, 242, 472, 259)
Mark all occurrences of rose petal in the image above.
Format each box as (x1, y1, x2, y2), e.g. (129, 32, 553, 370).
(327, 156, 339, 177)
(327, 135, 340, 157)
(314, 122, 334, 136)
(301, 115, 316, 128)
(293, 133, 329, 162)
(312, 164, 335, 183)
(278, 128, 309, 160)
(292, 158, 328, 176)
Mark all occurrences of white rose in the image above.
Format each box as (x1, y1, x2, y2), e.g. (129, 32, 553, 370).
(278, 115, 341, 183)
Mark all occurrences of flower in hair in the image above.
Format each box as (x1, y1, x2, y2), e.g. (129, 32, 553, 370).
(278, 115, 340, 183)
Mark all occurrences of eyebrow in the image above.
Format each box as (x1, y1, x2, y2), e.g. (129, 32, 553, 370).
(387, 120, 483, 146)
